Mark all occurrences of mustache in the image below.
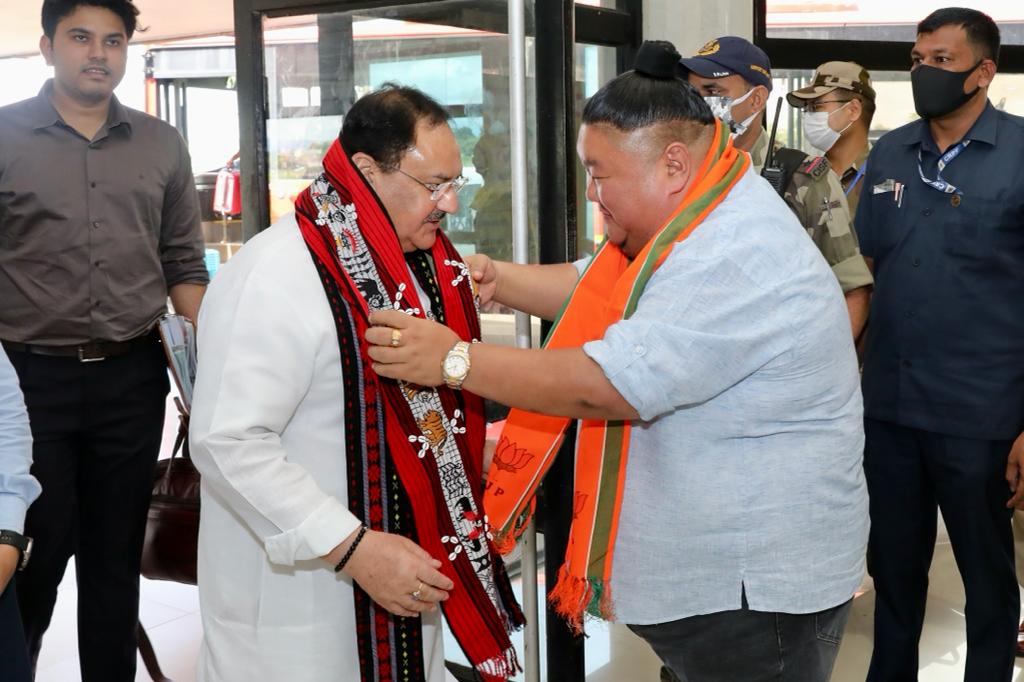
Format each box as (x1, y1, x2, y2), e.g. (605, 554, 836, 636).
(425, 209, 447, 223)
(82, 62, 110, 74)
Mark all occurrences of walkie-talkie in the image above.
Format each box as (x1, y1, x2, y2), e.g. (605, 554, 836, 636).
(761, 98, 786, 194)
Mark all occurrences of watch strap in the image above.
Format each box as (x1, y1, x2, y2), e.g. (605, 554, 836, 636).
(0, 529, 30, 570)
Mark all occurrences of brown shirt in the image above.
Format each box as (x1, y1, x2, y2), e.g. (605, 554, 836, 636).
(0, 81, 208, 345)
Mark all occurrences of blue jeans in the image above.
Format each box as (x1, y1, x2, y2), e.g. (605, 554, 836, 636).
(629, 596, 852, 682)
(1, 576, 32, 682)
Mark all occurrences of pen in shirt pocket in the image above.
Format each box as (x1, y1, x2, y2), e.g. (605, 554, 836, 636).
(894, 182, 904, 208)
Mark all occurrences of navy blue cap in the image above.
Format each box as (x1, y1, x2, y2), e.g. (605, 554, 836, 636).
(678, 36, 773, 91)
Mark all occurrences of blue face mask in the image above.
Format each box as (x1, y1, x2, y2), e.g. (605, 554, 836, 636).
(704, 88, 758, 136)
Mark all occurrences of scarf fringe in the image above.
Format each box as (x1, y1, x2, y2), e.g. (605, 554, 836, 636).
(492, 532, 518, 556)
(548, 561, 602, 630)
(475, 644, 523, 682)
(548, 565, 618, 634)
(492, 502, 535, 555)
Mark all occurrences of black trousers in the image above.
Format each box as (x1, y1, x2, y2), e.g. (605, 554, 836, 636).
(864, 418, 1018, 682)
(1, 577, 31, 682)
(8, 342, 168, 681)
(631, 596, 852, 682)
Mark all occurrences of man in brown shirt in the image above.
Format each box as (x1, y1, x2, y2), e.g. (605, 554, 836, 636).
(0, 1, 207, 678)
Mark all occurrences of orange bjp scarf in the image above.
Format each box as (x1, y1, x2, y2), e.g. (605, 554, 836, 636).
(483, 120, 750, 631)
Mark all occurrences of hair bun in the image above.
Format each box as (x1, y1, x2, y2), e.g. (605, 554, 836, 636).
(633, 40, 682, 80)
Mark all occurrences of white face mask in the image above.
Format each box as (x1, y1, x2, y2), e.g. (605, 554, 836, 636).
(802, 101, 852, 153)
(704, 88, 759, 136)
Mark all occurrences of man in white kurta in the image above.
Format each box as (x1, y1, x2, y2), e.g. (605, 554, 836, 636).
(189, 213, 451, 681)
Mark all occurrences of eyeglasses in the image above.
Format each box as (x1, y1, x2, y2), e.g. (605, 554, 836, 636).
(800, 99, 850, 114)
(390, 166, 469, 202)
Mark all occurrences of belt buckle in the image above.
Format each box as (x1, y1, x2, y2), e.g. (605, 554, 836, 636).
(78, 346, 106, 363)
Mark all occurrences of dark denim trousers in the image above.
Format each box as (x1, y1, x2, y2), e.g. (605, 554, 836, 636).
(629, 597, 853, 682)
(1, 577, 32, 682)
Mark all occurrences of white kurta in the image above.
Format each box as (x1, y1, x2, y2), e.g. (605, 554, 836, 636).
(190, 214, 451, 682)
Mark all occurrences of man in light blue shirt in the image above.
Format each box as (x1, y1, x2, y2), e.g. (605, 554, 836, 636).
(363, 40, 868, 681)
(0, 346, 39, 681)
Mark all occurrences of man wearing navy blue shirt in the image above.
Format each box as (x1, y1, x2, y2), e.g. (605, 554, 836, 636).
(855, 8, 1024, 681)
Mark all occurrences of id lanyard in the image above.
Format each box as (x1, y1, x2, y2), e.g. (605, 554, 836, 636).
(845, 163, 867, 197)
(917, 140, 970, 194)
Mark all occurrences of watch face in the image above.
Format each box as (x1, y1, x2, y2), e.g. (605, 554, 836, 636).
(444, 355, 469, 377)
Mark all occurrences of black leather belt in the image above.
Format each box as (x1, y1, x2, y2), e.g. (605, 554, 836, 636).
(2, 330, 157, 363)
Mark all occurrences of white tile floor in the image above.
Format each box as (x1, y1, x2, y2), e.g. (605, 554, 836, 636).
(33, 529, 1024, 681)
(33, 392, 1023, 680)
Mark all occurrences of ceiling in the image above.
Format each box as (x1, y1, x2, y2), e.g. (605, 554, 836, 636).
(0, 0, 236, 58)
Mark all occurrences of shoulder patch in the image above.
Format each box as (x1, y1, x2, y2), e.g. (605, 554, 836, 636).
(797, 156, 831, 181)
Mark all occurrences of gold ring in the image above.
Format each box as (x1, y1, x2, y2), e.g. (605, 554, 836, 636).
(390, 328, 402, 348)
(411, 582, 423, 601)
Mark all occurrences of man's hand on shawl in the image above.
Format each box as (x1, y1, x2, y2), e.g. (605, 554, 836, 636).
(366, 310, 459, 387)
(339, 529, 454, 617)
(465, 254, 499, 309)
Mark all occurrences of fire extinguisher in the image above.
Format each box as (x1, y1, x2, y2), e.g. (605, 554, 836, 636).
(212, 152, 241, 218)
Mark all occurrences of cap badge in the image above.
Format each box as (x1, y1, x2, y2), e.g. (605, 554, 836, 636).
(697, 39, 720, 56)
(751, 64, 771, 79)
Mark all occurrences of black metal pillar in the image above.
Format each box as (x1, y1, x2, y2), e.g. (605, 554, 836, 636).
(535, 1, 584, 680)
(316, 14, 356, 116)
(234, 2, 270, 241)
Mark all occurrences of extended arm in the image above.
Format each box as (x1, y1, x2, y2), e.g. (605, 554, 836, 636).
(468, 254, 579, 321)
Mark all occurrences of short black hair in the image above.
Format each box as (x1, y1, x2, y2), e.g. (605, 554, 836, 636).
(582, 41, 714, 148)
(918, 7, 1001, 66)
(42, 0, 141, 40)
(340, 83, 451, 169)
(583, 42, 713, 132)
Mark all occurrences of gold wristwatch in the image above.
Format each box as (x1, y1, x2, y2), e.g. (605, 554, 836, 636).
(441, 341, 472, 390)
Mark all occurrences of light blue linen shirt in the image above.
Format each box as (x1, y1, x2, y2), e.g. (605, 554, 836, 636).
(579, 167, 868, 625)
(0, 346, 37, 534)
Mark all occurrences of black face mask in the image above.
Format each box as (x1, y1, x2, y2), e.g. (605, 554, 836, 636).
(911, 61, 982, 120)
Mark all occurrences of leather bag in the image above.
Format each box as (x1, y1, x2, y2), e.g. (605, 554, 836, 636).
(141, 410, 200, 585)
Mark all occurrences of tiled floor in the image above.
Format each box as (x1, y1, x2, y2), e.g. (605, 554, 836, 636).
(33, 528, 1024, 681)
(32, 391, 1023, 681)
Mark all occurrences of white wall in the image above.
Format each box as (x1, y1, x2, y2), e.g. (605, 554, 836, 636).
(643, 0, 754, 57)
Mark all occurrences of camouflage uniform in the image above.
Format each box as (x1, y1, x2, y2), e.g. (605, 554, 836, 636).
(750, 131, 873, 293)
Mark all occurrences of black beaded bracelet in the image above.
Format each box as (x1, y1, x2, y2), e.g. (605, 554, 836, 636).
(334, 526, 368, 573)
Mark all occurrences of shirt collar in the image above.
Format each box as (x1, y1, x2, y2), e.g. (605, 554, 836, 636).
(906, 99, 997, 151)
(841, 145, 871, 182)
(29, 81, 63, 130)
(30, 79, 132, 135)
(750, 130, 769, 173)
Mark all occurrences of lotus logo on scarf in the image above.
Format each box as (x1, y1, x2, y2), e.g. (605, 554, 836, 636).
(493, 437, 534, 473)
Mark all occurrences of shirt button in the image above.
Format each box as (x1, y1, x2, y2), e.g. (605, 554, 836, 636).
(912, 258, 921, 267)
(905, 310, 916, 319)
(922, 208, 932, 217)
(902, 359, 912, 368)
(90, 182, 96, 189)
(634, 345, 645, 356)
(92, 221, 100, 229)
